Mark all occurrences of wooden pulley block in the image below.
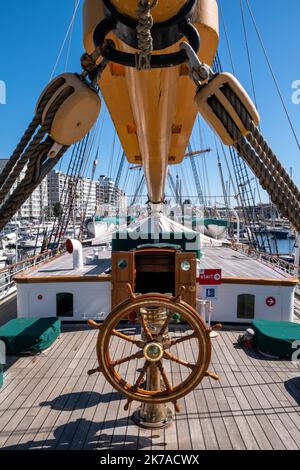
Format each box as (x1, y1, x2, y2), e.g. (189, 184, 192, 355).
(37, 73, 101, 146)
(195, 72, 260, 146)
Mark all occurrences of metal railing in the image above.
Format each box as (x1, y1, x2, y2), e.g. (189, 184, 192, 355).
(0, 250, 62, 300)
(232, 243, 300, 279)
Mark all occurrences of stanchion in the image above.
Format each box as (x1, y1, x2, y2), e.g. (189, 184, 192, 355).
(197, 299, 219, 339)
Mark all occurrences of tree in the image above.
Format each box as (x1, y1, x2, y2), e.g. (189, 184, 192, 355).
(53, 202, 63, 218)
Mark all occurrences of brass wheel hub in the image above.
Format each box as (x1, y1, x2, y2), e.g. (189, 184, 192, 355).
(143, 342, 164, 362)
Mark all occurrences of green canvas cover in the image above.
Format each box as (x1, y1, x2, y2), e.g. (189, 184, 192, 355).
(0, 318, 61, 355)
(0, 365, 3, 388)
(252, 320, 300, 359)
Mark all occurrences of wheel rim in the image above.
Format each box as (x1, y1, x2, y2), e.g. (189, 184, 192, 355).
(96, 294, 212, 405)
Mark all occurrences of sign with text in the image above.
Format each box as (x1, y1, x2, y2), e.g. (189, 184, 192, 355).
(197, 269, 222, 285)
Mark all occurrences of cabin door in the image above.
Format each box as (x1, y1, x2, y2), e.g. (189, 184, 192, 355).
(111, 251, 135, 308)
(175, 252, 197, 309)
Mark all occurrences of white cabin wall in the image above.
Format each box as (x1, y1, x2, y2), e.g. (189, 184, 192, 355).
(17, 282, 112, 321)
(17, 285, 30, 318)
(196, 284, 295, 323)
(16, 280, 295, 323)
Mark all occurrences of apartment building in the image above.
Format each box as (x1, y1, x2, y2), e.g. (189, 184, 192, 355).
(47, 170, 97, 218)
(0, 159, 48, 221)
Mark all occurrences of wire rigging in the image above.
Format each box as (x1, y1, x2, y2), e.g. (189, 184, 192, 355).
(49, 0, 81, 81)
(240, 0, 258, 109)
(245, 0, 300, 152)
(217, 0, 236, 75)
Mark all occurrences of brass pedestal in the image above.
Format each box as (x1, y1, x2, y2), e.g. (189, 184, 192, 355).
(132, 364, 173, 429)
(132, 306, 173, 429)
(132, 405, 173, 429)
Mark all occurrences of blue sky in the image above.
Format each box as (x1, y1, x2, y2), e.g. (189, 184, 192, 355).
(0, 0, 299, 202)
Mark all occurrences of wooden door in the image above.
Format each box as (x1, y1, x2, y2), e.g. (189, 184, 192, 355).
(111, 251, 135, 308)
(175, 252, 197, 309)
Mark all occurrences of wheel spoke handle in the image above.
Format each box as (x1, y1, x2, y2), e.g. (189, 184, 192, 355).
(157, 361, 181, 413)
(130, 360, 150, 392)
(157, 360, 173, 393)
(111, 350, 144, 367)
(112, 329, 145, 348)
(163, 351, 195, 370)
(87, 366, 101, 376)
(88, 320, 144, 348)
(164, 332, 197, 349)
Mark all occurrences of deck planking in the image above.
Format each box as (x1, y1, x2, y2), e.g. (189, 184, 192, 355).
(0, 326, 299, 450)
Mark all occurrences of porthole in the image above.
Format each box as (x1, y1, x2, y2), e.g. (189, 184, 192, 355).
(181, 260, 191, 272)
(118, 259, 128, 270)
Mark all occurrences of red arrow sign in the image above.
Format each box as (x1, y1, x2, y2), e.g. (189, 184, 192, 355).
(197, 269, 222, 285)
(266, 296, 276, 307)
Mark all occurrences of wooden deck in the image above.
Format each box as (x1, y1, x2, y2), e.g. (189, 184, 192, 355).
(0, 326, 299, 451)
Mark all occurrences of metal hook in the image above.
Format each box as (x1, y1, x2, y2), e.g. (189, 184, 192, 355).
(180, 41, 213, 86)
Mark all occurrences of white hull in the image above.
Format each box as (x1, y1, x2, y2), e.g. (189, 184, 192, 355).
(86, 220, 112, 238)
(205, 224, 227, 239)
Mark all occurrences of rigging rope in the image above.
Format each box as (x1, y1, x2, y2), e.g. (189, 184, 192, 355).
(212, 41, 272, 251)
(222, 85, 300, 205)
(245, 0, 300, 153)
(136, 0, 158, 70)
(0, 78, 64, 201)
(51, 134, 90, 248)
(0, 86, 73, 232)
(207, 95, 300, 230)
(57, 135, 91, 246)
(217, 0, 236, 75)
(49, 0, 81, 81)
(239, 0, 258, 109)
(47, 142, 80, 247)
(64, 0, 79, 72)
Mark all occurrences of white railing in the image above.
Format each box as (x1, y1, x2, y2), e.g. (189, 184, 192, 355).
(0, 250, 62, 300)
(232, 244, 300, 279)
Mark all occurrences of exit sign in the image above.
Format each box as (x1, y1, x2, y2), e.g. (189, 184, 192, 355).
(197, 269, 222, 285)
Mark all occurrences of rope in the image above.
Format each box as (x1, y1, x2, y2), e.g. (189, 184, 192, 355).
(208, 95, 300, 231)
(0, 88, 72, 231)
(136, 0, 158, 70)
(221, 85, 300, 204)
(55, 133, 90, 247)
(248, 124, 300, 199)
(0, 78, 64, 199)
(212, 53, 272, 253)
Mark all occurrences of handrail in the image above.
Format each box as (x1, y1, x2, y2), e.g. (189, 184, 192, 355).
(0, 252, 47, 275)
(0, 249, 64, 300)
(232, 243, 300, 279)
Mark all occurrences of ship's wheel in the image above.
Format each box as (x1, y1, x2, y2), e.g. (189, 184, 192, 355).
(88, 288, 220, 414)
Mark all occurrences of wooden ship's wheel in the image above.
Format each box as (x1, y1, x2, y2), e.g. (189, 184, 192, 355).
(88, 288, 221, 428)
